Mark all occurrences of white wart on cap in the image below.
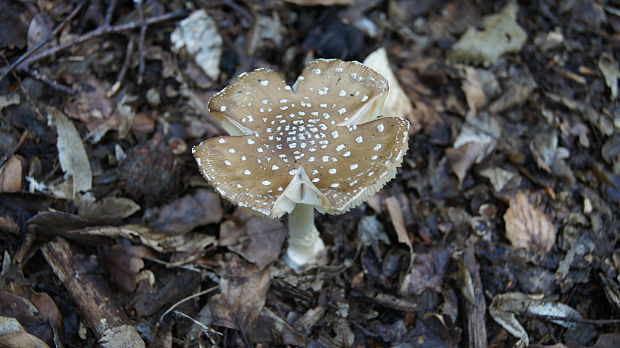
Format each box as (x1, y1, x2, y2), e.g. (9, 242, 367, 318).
(193, 59, 410, 218)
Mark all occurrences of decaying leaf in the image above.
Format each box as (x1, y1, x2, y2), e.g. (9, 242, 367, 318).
(363, 48, 415, 125)
(77, 195, 140, 221)
(461, 67, 500, 115)
(480, 166, 520, 192)
(0, 316, 49, 348)
(530, 129, 575, 184)
(385, 196, 412, 252)
(399, 249, 450, 296)
(446, 113, 501, 183)
(209, 255, 271, 330)
(219, 211, 287, 270)
(504, 192, 556, 253)
(171, 10, 222, 80)
(490, 292, 583, 348)
(598, 53, 619, 100)
(0, 155, 22, 192)
(151, 189, 222, 235)
(104, 245, 153, 293)
(448, 0, 527, 66)
(49, 109, 92, 198)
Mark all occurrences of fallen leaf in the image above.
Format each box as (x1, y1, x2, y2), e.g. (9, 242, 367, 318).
(598, 52, 619, 100)
(245, 14, 284, 56)
(99, 325, 145, 348)
(363, 48, 415, 124)
(461, 67, 500, 115)
(399, 249, 450, 296)
(151, 189, 222, 235)
(448, 0, 527, 66)
(77, 195, 140, 221)
(104, 245, 153, 293)
(209, 255, 271, 330)
(0, 316, 49, 348)
(447, 113, 501, 183)
(489, 65, 537, 113)
(480, 166, 520, 192)
(530, 129, 575, 184)
(0, 155, 22, 192)
(171, 10, 222, 80)
(490, 292, 583, 348)
(49, 109, 92, 198)
(504, 192, 556, 253)
(385, 196, 411, 251)
(0, 2, 31, 49)
(220, 212, 287, 270)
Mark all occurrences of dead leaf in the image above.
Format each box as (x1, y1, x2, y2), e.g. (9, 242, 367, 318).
(99, 325, 145, 348)
(489, 65, 537, 113)
(49, 109, 92, 198)
(151, 189, 222, 235)
(598, 53, 619, 100)
(480, 166, 520, 192)
(104, 245, 153, 293)
(504, 192, 556, 253)
(447, 113, 501, 183)
(530, 129, 575, 184)
(220, 211, 287, 270)
(490, 292, 583, 348)
(399, 249, 450, 296)
(461, 67, 500, 115)
(0, 316, 49, 348)
(448, 0, 527, 66)
(209, 255, 271, 330)
(77, 195, 140, 221)
(171, 10, 222, 80)
(0, 2, 31, 49)
(385, 196, 411, 251)
(363, 48, 415, 124)
(0, 155, 22, 192)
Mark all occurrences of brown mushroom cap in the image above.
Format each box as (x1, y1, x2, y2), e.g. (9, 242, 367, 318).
(193, 59, 410, 217)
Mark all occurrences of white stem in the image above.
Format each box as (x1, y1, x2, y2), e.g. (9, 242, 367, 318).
(285, 203, 325, 269)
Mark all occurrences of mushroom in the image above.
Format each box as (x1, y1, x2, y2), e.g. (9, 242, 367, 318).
(193, 59, 410, 269)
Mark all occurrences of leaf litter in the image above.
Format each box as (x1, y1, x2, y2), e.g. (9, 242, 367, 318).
(0, 0, 619, 347)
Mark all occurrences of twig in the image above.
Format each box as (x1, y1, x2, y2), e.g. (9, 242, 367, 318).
(136, 0, 147, 84)
(521, 312, 620, 327)
(104, 0, 118, 27)
(173, 311, 223, 336)
(107, 36, 135, 97)
(158, 286, 219, 323)
(0, 1, 85, 82)
(25, 68, 77, 95)
(17, 10, 187, 72)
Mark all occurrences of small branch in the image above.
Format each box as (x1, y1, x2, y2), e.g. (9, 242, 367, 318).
(17, 10, 187, 72)
(136, 0, 147, 84)
(25, 68, 77, 95)
(107, 36, 135, 97)
(521, 312, 620, 327)
(104, 0, 118, 27)
(0, 1, 85, 82)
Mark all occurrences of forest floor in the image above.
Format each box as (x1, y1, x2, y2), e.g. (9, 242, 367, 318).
(1, 0, 620, 347)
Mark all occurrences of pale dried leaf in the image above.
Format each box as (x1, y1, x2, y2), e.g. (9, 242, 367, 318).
(49, 109, 92, 197)
(171, 10, 222, 80)
(480, 166, 520, 192)
(77, 194, 140, 221)
(0, 155, 22, 192)
(385, 196, 411, 251)
(99, 325, 145, 348)
(598, 52, 619, 100)
(529, 129, 575, 184)
(490, 292, 583, 348)
(209, 256, 271, 329)
(448, 0, 527, 66)
(363, 48, 415, 124)
(151, 189, 222, 235)
(461, 67, 499, 115)
(0, 316, 49, 348)
(503, 192, 556, 253)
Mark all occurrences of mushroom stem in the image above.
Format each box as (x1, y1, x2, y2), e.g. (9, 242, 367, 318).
(285, 203, 325, 269)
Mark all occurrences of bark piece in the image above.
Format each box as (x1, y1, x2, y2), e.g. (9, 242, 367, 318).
(41, 238, 145, 348)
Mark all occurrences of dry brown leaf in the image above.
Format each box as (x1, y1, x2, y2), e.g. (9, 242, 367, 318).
(479, 166, 520, 192)
(0, 155, 22, 192)
(209, 255, 271, 330)
(0, 316, 49, 348)
(363, 48, 415, 125)
(77, 195, 140, 221)
(151, 189, 222, 235)
(385, 196, 411, 251)
(461, 67, 499, 115)
(219, 211, 287, 269)
(49, 109, 92, 197)
(503, 192, 556, 253)
(104, 245, 153, 293)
